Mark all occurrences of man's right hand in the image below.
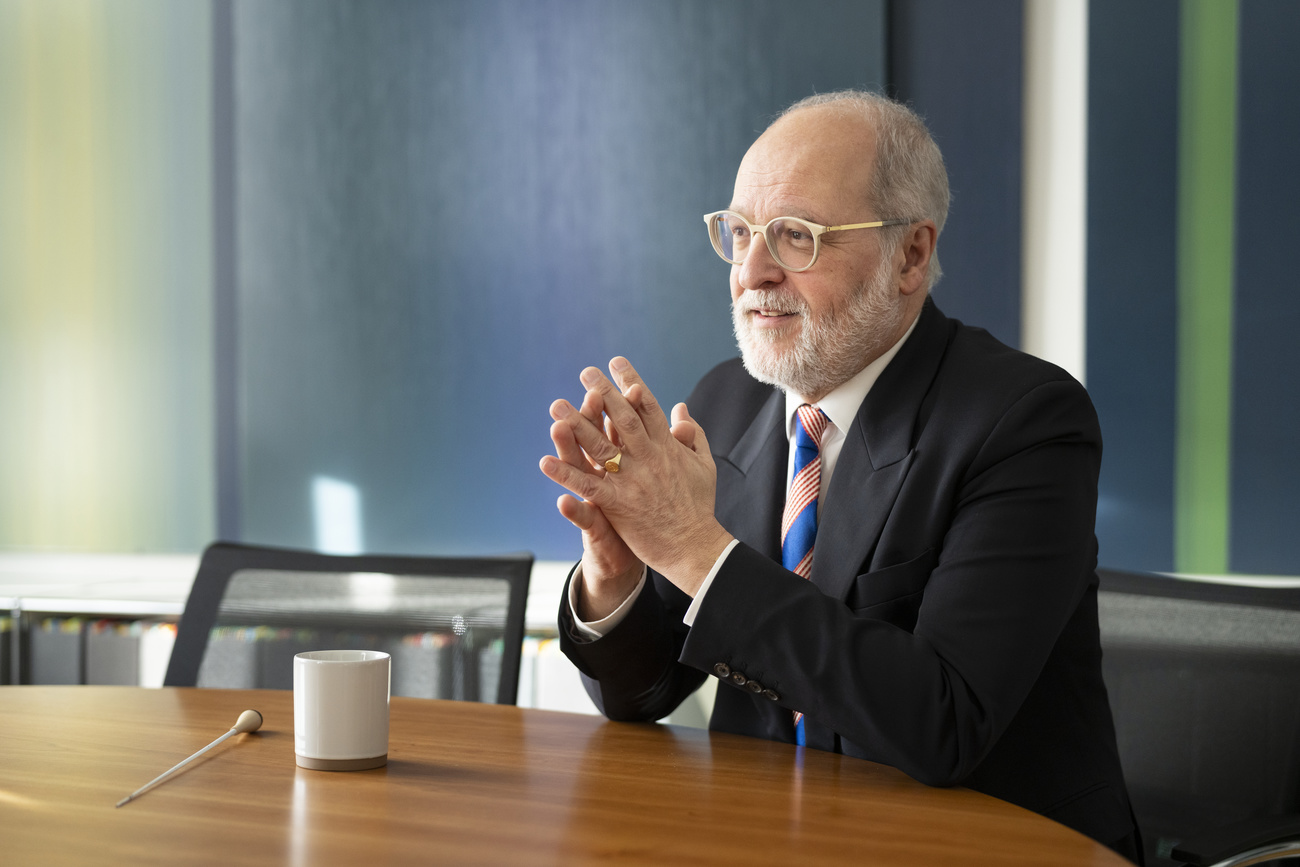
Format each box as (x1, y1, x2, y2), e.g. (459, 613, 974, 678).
(545, 389, 644, 621)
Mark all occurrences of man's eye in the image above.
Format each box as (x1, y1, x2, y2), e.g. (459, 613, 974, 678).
(781, 225, 813, 246)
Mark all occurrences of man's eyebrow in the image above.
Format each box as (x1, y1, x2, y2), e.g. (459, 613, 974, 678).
(725, 206, 825, 224)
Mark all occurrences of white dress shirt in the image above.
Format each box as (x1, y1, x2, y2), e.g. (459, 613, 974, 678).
(570, 318, 918, 638)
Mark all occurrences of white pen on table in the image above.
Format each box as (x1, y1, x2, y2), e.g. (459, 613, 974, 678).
(115, 709, 263, 808)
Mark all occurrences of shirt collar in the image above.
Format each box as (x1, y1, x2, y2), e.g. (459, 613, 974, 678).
(784, 315, 920, 438)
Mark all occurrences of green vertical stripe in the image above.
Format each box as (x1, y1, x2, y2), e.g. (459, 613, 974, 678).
(1176, 0, 1237, 574)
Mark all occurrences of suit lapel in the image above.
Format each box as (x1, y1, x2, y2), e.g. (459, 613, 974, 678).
(812, 445, 914, 601)
(810, 300, 953, 600)
(714, 388, 787, 563)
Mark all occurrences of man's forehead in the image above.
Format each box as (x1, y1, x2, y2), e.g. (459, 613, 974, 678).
(731, 109, 876, 219)
(728, 173, 827, 221)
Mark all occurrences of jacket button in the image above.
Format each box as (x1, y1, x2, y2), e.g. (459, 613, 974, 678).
(763, 689, 780, 702)
(713, 663, 731, 678)
(746, 680, 764, 694)
(730, 671, 748, 686)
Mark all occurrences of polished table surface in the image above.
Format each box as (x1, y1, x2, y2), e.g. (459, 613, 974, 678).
(0, 687, 1130, 865)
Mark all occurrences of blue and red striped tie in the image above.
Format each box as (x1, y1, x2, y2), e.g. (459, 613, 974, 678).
(782, 404, 827, 746)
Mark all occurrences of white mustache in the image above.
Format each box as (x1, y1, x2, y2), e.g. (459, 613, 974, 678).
(736, 291, 807, 317)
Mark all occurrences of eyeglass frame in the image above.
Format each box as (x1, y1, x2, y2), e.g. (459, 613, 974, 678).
(703, 210, 913, 273)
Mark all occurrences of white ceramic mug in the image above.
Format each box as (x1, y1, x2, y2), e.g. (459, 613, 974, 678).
(293, 650, 391, 770)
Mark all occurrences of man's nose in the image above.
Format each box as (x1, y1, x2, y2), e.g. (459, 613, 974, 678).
(736, 232, 785, 290)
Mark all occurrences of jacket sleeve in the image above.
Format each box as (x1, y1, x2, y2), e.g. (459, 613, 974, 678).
(558, 563, 707, 721)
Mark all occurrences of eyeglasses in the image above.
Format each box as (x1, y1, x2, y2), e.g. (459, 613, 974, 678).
(703, 210, 911, 272)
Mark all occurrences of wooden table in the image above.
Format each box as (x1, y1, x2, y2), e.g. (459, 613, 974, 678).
(0, 686, 1130, 865)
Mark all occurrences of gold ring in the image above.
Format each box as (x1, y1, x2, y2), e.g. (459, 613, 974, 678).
(604, 452, 622, 473)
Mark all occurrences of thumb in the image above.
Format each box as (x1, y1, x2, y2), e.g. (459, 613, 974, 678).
(670, 403, 709, 455)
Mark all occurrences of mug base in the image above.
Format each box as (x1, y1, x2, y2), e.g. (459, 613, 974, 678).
(296, 753, 387, 771)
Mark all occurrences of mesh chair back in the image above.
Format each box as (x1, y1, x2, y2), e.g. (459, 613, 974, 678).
(165, 542, 531, 705)
(1098, 569, 1300, 865)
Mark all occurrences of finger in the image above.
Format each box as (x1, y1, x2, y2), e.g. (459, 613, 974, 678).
(573, 389, 611, 468)
(556, 494, 602, 531)
(550, 419, 600, 475)
(557, 497, 630, 574)
(580, 365, 651, 452)
(540, 454, 607, 504)
(580, 389, 622, 463)
(551, 397, 620, 466)
(578, 388, 605, 427)
(604, 414, 623, 450)
(609, 357, 671, 441)
(669, 407, 696, 449)
(670, 402, 711, 456)
(552, 392, 606, 429)
(549, 397, 573, 422)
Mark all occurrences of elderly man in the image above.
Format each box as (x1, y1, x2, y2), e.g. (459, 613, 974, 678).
(539, 90, 1139, 860)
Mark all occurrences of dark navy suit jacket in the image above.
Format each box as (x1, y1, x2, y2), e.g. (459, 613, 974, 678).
(560, 299, 1137, 852)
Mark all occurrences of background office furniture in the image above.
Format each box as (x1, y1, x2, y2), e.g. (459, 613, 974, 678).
(0, 686, 1134, 866)
(0, 552, 626, 718)
(164, 542, 531, 705)
(1097, 568, 1300, 866)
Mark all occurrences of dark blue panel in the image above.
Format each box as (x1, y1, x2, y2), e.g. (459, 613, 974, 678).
(889, 0, 1022, 347)
(1086, 0, 1179, 572)
(1230, 1, 1300, 574)
(233, 0, 885, 559)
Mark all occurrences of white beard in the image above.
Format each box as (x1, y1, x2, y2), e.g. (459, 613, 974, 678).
(732, 253, 904, 399)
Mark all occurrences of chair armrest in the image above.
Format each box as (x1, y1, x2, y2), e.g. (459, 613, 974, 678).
(1171, 814, 1300, 867)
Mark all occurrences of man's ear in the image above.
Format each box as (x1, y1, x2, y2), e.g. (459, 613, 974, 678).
(897, 220, 938, 296)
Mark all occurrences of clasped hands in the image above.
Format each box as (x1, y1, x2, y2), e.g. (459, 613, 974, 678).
(539, 357, 735, 621)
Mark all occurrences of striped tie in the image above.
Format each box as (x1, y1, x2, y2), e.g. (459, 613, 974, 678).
(782, 405, 828, 579)
(782, 405, 827, 747)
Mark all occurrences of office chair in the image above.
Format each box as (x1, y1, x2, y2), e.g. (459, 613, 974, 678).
(165, 542, 532, 705)
(1097, 568, 1300, 867)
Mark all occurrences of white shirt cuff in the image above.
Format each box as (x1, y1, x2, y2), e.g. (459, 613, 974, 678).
(568, 563, 648, 639)
(683, 539, 741, 627)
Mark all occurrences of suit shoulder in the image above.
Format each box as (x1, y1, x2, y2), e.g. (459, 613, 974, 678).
(688, 357, 769, 403)
(686, 358, 779, 444)
(943, 317, 1089, 399)
(930, 318, 1100, 443)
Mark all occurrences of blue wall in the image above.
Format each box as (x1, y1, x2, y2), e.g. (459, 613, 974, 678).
(223, 0, 887, 559)
(1087, 0, 1180, 572)
(890, 0, 1023, 348)
(1230, 0, 1300, 573)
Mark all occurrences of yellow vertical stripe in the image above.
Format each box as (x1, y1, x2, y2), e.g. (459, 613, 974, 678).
(0, 0, 213, 551)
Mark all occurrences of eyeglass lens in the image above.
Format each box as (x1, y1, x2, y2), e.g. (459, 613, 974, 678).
(712, 213, 817, 270)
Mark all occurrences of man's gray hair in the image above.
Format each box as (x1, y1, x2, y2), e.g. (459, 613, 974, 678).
(778, 90, 950, 289)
